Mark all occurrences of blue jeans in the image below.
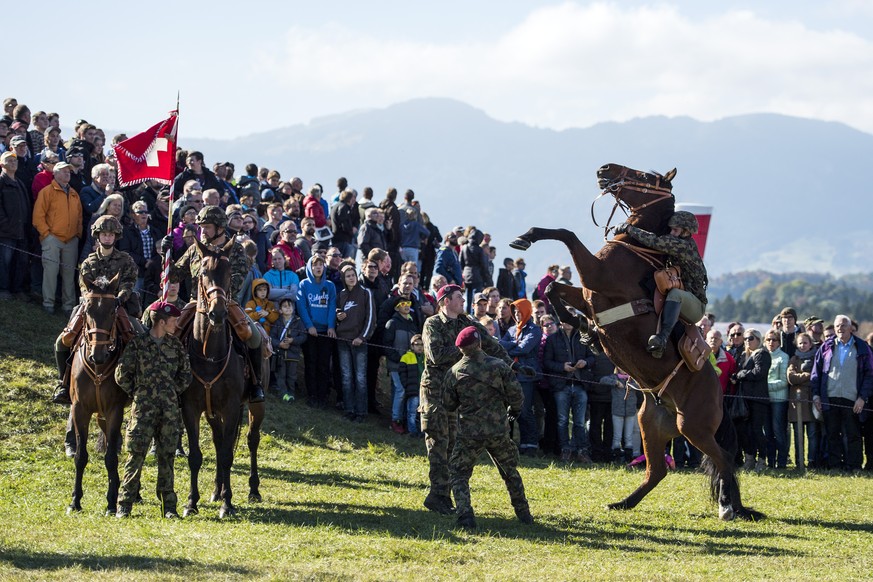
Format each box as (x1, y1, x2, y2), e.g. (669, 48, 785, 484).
(390, 371, 405, 422)
(400, 247, 420, 271)
(554, 385, 590, 454)
(791, 421, 820, 467)
(0, 237, 26, 293)
(406, 395, 420, 434)
(519, 381, 538, 448)
(766, 400, 789, 467)
(338, 342, 368, 416)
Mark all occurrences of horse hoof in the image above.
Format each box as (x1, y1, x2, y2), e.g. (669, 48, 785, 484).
(210, 492, 221, 503)
(219, 505, 237, 519)
(66, 504, 81, 515)
(607, 501, 629, 511)
(508, 237, 531, 251)
(719, 506, 735, 521)
(183, 506, 199, 518)
(105, 508, 116, 517)
(249, 492, 262, 503)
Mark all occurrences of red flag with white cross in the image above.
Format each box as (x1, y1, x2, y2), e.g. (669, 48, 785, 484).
(113, 111, 178, 187)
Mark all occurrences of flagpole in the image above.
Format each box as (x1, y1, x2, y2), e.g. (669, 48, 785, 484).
(160, 93, 180, 302)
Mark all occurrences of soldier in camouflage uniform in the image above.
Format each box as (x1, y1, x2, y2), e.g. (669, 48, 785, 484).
(444, 326, 533, 531)
(615, 210, 708, 358)
(161, 205, 264, 402)
(51, 215, 141, 405)
(115, 301, 191, 518)
(420, 284, 516, 515)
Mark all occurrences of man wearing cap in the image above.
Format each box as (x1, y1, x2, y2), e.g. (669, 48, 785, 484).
(164, 205, 264, 403)
(778, 307, 803, 358)
(804, 316, 825, 348)
(0, 151, 31, 300)
(9, 136, 37, 193)
(420, 283, 515, 515)
(65, 147, 88, 194)
(443, 326, 533, 531)
(33, 161, 82, 314)
(115, 300, 191, 519)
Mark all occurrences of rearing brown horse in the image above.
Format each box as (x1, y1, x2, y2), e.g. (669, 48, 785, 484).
(181, 239, 264, 519)
(68, 275, 130, 515)
(511, 163, 763, 521)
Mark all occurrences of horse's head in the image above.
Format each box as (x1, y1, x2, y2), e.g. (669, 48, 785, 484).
(81, 275, 120, 364)
(596, 163, 676, 233)
(196, 238, 233, 328)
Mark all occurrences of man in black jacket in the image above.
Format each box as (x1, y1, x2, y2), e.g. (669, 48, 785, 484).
(172, 151, 222, 197)
(0, 151, 31, 298)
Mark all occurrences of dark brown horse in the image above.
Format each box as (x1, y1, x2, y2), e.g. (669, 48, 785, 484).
(68, 275, 130, 515)
(181, 239, 264, 519)
(511, 163, 762, 521)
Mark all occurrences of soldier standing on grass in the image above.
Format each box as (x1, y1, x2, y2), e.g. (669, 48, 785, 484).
(420, 284, 524, 515)
(115, 301, 191, 519)
(444, 326, 533, 531)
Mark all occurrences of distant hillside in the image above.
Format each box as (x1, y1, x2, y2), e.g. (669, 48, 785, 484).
(707, 271, 873, 301)
(183, 98, 873, 281)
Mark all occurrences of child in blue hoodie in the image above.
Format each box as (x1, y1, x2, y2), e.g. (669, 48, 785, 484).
(296, 255, 337, 408)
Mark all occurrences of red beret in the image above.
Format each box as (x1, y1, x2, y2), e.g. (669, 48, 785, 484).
(455, 326, 480, 348)
(436, 284, 462, 303)
(148, 300, 182, 317)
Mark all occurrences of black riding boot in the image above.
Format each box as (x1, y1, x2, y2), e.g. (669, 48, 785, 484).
(52, 346, 72, 405)
(647, 300, 682, 359)
(247, 347, 265, 403)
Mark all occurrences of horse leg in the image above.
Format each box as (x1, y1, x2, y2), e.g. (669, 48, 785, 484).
(511, 227, 609, 291)
(183, 404, 203, 517)
(217, 412, 240, 519)
(209, 417, 223, 503)
(103, 408, 124, 516)
(545, 282, 592, 329)
(608, 394, 678, 511)
(247, 402, 265, 503)
(68, 402, 90, 513)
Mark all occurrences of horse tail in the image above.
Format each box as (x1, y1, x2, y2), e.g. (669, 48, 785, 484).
(701, 404, 765, 521)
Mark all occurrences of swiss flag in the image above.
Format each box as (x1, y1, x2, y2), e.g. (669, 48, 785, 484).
(113, 111, 178, 187)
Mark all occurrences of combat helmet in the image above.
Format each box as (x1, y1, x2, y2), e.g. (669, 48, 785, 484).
(668, 211, 698, 235)
(195, 205, 227, 229)
(91, 215, 123, 239)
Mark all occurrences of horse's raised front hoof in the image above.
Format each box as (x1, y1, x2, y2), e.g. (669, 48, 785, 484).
(218, 504, 237, 519)
(183, 505, 199, 518)
(248, 492, 262, 503)
(508, 237, 531, 251)
(607, 501, 631, 511)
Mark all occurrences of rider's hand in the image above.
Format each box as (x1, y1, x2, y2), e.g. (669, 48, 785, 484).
(614, 222, 630, 235)
(160, 235, 173, 253)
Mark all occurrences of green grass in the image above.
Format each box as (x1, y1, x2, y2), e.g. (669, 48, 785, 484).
(1, 299, 872, 580)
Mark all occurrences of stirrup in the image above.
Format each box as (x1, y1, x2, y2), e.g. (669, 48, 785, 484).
(647, 335, 666, 359)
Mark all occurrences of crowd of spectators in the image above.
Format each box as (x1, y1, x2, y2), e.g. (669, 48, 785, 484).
(2, 96, 871, 473)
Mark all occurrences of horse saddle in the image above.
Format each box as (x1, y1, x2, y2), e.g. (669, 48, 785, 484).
(653, 290, 712, 372)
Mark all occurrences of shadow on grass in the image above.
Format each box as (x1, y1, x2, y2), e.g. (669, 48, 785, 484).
(778, 517, 873, 533)
(255, 465, 427, 492)
(0, 547, 253, 575)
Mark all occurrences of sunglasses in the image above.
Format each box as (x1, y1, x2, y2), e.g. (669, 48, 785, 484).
(729, 332, 743, 337)
(744, 336, 758, 342)
(328, 253, 342, 258)
(134, 210, 149, 215)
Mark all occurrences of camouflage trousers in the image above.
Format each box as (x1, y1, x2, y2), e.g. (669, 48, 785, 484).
(118, 396, 182, 511)
(422, 407, 458, 497)
(450, 433, 529, 518)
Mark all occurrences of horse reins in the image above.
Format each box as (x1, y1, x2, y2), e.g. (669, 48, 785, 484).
(193, 254, 234, 419)
(591, 167, 675, 234)
(79, 291, 121, 420)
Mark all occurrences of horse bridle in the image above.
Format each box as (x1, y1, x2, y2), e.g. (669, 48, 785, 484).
(81, 291, 119, 358)
(196, 255, 230, 357)
(591, 167, 675, 234)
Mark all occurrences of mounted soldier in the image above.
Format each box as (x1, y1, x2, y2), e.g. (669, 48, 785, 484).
(52, 215, 140, 405)
(614, 210, 708, 359)
(163, 205, 265, 403)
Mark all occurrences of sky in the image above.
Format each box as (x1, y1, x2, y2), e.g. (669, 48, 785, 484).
(9, 1, 873, 140)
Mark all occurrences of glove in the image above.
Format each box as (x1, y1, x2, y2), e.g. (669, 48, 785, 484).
(614, 222, 630, 235)
(159, 235, 173, 254)
(506, 408, 520, 424)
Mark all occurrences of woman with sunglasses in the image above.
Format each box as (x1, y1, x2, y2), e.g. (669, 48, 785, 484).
(731, 328, 771, 472)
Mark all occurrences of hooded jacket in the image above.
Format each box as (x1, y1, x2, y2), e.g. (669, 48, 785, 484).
(499, 298, 543, 379)
(336, 279, 376, 341)
(459, 229, 488, 289)
(245, 278, 279, 334)
(296, 256, 337, 332)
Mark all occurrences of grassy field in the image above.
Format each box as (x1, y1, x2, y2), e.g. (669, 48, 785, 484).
(1, 299, 872, 581)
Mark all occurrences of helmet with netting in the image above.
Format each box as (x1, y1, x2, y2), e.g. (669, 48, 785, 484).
(668, 211, 698, 235)
(91, 215, 123, 238)
(195, 205, 227, 228)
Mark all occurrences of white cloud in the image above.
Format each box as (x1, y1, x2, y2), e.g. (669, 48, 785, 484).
(253, 2, 873, 134)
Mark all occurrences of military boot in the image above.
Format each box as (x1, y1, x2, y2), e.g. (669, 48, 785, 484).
(424, 492, 454, 515)
(51, 347, 72, 405)
(647, 300, 682, 359)
(247, 347, 265, 403)
(456, 512, 477, 532)
(515, 505, 534, 525)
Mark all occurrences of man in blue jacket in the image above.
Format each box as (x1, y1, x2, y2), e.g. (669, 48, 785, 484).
(810, 314, 873, 471)
(499, 298, 542, 456)
(296, 255, 337, 408)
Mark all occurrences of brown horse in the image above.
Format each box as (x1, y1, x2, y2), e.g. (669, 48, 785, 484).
(181, 239, 264, 519)
(511, 163, 763, 521)
(68, 275, 130, 515)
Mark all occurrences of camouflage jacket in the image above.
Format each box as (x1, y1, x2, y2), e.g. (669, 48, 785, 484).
(443, 349, 524, 439)
(626, 226, 708, 305)
(114, 332, 191, 402)
(421, 312, 512, 410)
(170, 237, 248, 299)
(79, 247, 139, 302)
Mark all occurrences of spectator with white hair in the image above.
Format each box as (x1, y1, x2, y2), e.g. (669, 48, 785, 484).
(79, 162, 115, 224)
